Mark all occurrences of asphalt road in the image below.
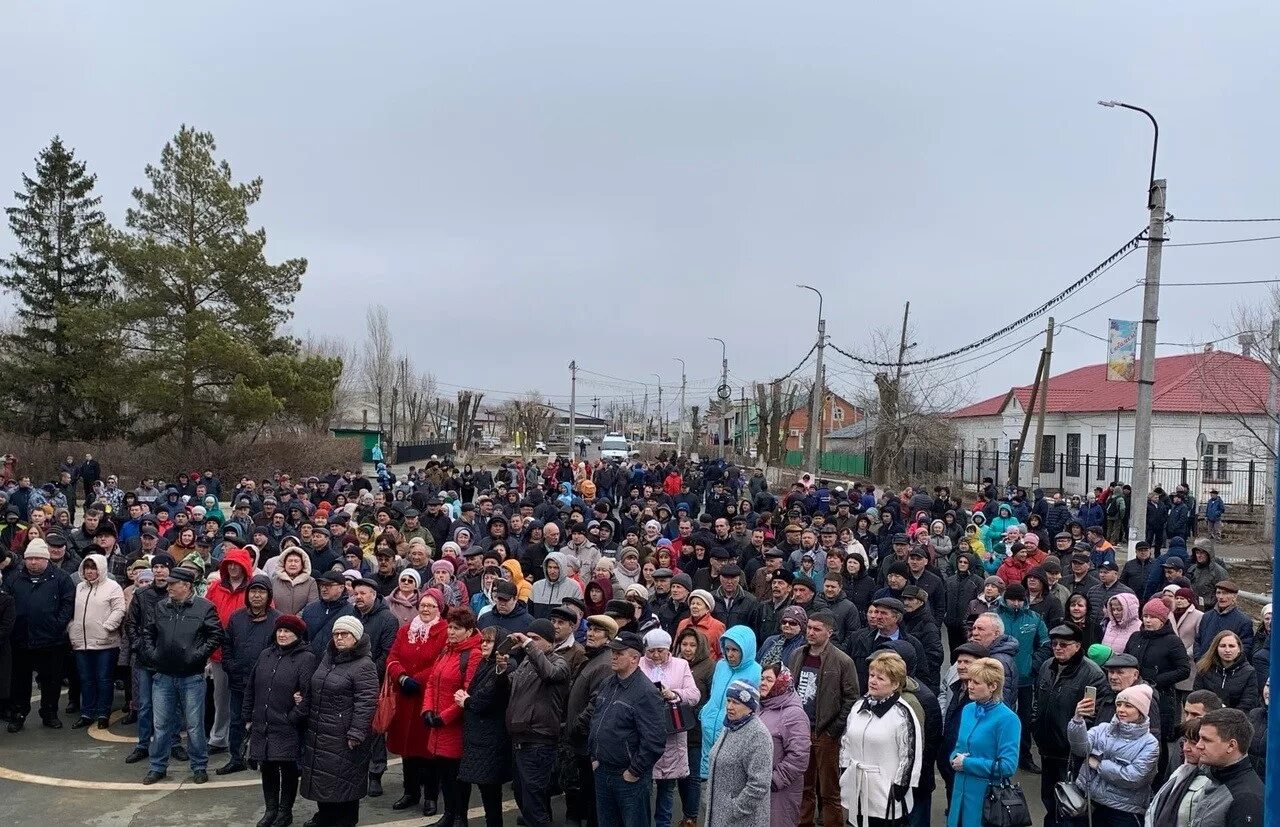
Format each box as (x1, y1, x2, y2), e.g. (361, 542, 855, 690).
(0, 688, 1053, 826)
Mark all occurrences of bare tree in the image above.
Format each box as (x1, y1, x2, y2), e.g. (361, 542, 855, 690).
(300, 333, 359, 429)
(501, 391, 555, 457)
(755, 379, 800, 466)
(1202, 288, 1280, 458)
(395, 357, 437, 441)
(454, 390, 485, 453)
(359, 305, 396, 433)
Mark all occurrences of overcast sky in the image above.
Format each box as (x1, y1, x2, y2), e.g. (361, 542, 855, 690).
(5, 2, 1278, 415)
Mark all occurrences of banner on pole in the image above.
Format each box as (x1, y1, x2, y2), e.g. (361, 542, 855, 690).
(1106, 319, 1138, 381)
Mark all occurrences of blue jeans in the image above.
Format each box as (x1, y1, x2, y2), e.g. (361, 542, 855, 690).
(134, 666, 155, 749)
(677, 744, 703, 819)
(594, 767, 652, 827)
(149, 673, 207, 774)
(74, 648, 118, 720)
(655, 779, 678, 827)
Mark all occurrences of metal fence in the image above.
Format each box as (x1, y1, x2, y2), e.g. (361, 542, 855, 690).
(784, 449, 1267, 510)
(393, 441, 453, 464)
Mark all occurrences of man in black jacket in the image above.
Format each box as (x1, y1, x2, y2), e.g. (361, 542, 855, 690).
(711, 564, 757, 629)
(503, 619, 571, 827)
(1195, 708, 1263, 826)
(586, 631, 667, 827)
(123, 553, 174, 759)
(216, 575, 279, 775)
(140, 566, 223, 784)
(844, 597, 925, 692)
(3, 540, 75, 731)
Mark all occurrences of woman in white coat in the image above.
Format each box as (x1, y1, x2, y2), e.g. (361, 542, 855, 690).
(67, 553, 125, 729)
(640, 628, 702, 827)
(839, 651, 923, 827)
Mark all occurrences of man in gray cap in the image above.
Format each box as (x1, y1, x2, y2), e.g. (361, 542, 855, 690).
(140, 566, 223, 785)
(1095, 652, 1162, 737)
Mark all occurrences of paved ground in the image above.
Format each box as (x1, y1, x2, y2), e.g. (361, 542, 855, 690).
(0, 689, 1054, 826)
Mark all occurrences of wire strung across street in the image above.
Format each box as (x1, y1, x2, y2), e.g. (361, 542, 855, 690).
(823, 228, 1148, 369)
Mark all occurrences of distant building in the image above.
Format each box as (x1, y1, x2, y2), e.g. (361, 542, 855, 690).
(783, 391, 862, 451)
(947, 350, 1270, 501)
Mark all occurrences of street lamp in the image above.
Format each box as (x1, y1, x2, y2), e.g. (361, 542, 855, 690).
(797, 285, 827, 472)
(709, 337, 728, 458)
(672, 357, 687, 456)
(651, 372, 662, 442)
(1098, 98, 1165, 553)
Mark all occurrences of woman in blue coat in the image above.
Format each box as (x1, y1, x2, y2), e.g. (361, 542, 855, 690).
(947, 657, 1021, 827)
(698, 624, 761, 777)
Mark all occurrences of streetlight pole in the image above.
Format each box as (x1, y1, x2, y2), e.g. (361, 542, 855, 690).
(797, 284, 826, 473)
(651, 373, 663, 442)
(673, 357, 687, 457)
(1099, 99, 1164, 552)
(709, 337, 728, 459)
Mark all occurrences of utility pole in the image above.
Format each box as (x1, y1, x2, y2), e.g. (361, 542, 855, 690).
(1267, 320, 1279, 542)
(1129, 179, 1166, 550)
(798, 285, 827, 473)
(1031, 317, 1055, 488)
(740, 386, 747, 455)
(710, 337, 728, 459)
(894, 302, 911, 385)
(568, 360, 577, 459)
(674, 357, 687, 457)
(389, 386, 398, 458)
(651, 373, 663, 442)
(1010, 349, 1048, 487)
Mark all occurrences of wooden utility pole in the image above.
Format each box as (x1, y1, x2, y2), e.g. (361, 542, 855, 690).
(1010, 347, 1048, 487)
(1031, 318, 1055, 488)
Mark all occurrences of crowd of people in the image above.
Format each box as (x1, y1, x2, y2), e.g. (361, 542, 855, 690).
(0, 451, 1265, 827)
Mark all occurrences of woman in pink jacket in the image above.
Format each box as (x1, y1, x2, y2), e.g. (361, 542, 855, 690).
(1100, 591, 1142, 654)
(640, 628, 702, 827)
(757, 662, 811, 827)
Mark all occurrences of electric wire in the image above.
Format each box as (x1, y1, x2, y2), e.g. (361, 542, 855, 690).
(1168, 216, 1280, 223)
(1154, 235, 1280, 248)
(824, 229, 1147, 369)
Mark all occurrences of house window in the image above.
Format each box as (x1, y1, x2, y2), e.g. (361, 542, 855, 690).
(1040, 435, 1056, 473)
(832, 407, 844, 422)
(977, 438, 989, 454)
(1203, 442, 1231, 483)
(1066, 433, 1081, 477)
(789, 429, 801, 438)
(1096, 434, 1107, 480)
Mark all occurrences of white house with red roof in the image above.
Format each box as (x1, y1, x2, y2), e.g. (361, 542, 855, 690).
(947, 349, 1271, 501)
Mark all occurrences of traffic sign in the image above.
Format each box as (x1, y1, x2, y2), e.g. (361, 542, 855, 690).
(717, 384, 732, 400)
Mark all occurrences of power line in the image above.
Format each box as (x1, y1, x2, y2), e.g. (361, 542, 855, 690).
(1168, 216, 1280, 223)
(825, 229, 1147, 369)
(1161, 278, 1280, 286)
(1155, 234, 1280, 248)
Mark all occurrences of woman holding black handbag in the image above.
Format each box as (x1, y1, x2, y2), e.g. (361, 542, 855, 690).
(640, 628, 702, 827)
(946, 657, 1024, 827)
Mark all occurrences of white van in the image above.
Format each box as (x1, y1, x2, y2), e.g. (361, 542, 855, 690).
(599, 433, 634, 462)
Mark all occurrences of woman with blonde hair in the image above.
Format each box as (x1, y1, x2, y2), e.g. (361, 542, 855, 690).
(839, 651, 923, 827)
(946, 657, 1020, 827)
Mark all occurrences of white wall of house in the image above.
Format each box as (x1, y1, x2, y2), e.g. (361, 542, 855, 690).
(950, 399, 1270, 503)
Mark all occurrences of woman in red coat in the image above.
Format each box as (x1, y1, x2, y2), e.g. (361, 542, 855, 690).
(421, 606, 482, 827)
(386, 588, 448, 815)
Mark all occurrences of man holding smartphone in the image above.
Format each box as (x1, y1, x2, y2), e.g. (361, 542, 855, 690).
(502, 619, 571, 827)
(1032, 625, 1107, 827)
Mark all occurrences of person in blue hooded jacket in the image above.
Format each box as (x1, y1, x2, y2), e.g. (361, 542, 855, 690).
(699, 624, 761, 777)
(1145, 535, 1188, 598)
(983, 504, 1019, 552)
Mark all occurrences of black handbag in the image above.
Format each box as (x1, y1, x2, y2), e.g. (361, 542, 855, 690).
(983, 779, 1032, 827)
(662, 700, 697, 735)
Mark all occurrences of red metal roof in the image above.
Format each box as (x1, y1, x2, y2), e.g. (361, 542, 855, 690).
(949, 351, 1271, 418)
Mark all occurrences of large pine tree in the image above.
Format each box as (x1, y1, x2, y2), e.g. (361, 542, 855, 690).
(106, 125, 312, 445)
(1, 136, 122, 439)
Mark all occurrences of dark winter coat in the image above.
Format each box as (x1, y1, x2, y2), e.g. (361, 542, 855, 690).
(567, 644, 615, 756)
(221, 576, 281, 690)
(504, 642, 571, 744)
(300, 595, 355, 659)
(1120, 556, 1156, 601)
(1195, 606, 1255, 661)
(712, 587, 758, 631)
(1032, 651, 1107, 760)
(142, 593, 223, 677)
(1122, 621, 1190, 732)
(3, 563, 75, 649)
(942, 556, 983, 627)
(1194, 661, 1260, 713)
(457, 644, 513, 784)
(243, 640, 318, 762)
(901, 604, 944, 692)
(844, 626, 924, 695)
(843, 570, 877, 618)
(296, 636, 379, 804)
(0, 591, 14, 700)
(124, 581, 169, 664)
(821, 592, 862, 646)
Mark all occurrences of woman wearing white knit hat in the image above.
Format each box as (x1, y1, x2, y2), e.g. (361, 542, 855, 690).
(296, 612, 378, 826)
(640, 628, 702, 827)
